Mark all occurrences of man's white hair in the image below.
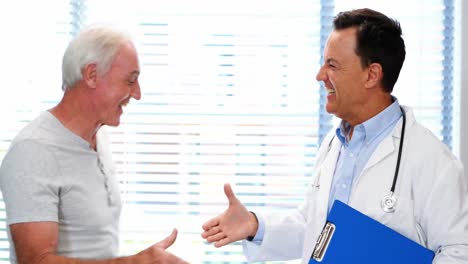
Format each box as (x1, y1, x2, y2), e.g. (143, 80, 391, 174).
(61, 25, 133, 91)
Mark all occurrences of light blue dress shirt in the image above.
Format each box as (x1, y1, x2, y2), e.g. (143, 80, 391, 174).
(250, 98, 402, 243)
(327, 99, 402, 212)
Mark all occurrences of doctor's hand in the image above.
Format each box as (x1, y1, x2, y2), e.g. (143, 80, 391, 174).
(201, 183, 259, 247)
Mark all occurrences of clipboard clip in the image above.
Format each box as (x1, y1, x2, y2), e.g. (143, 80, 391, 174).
(311, 222, 336, 262)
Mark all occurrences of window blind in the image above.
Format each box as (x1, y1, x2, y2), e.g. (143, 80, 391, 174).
(84, 1, 321, 263)
(0, 1, 460, 263)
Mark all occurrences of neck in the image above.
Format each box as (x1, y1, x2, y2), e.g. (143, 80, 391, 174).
(345, 93, 393, 140)
(50, 86, 101, 150)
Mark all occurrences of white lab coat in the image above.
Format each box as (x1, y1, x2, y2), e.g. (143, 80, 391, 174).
(243, 106, 468, 264)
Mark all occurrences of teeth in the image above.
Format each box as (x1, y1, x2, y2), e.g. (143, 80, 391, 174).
(120, 102, 128, 107)
(327, 89, 335, 94)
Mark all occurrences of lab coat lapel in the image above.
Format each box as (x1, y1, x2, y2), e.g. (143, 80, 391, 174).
(361, 107, 413, 172)
(349, 107, 417, 213)
(303, 135, 343, 264)
(316, 136, 342, 218)
(363, 131, 397, 171)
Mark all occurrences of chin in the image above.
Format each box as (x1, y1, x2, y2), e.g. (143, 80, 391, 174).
(325, 104, 335, 114)
(105, 119, 121, 127)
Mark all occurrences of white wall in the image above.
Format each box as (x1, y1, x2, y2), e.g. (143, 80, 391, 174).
(461, 0, 468, 169)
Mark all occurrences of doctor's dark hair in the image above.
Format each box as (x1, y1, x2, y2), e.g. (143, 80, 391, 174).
(333, 8, 406, 93)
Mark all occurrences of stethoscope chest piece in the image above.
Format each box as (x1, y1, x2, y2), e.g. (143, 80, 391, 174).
(381, 193, 396, 213)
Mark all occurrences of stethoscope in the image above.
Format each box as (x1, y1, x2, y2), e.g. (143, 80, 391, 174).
(327, 106, 406, 213)
(381, 106, 406, 212)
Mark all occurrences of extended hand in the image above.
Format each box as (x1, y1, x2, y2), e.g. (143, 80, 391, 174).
(201, 183, 258, 247)
(137, 228, 190, 263)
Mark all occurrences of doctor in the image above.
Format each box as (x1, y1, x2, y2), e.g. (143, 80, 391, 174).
(201, 8, 468, 264)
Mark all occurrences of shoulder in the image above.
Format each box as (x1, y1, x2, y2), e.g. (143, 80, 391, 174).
(407, 113, 455, 156)
(1, 139, 59, 179)
(0, 113, 63, 181)
(6, 113, 60, 165)
(8, 111, 86, 156)
(9, 112, 57, 146)
(402, 107, 462, 171)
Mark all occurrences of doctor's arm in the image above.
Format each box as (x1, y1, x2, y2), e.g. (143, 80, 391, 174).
(201, 183, 259, 247)
(419, 158, 468, 264)
(10, 222, 189, 264)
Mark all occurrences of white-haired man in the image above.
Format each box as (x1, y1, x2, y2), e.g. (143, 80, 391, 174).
(0, 26, 188, 264)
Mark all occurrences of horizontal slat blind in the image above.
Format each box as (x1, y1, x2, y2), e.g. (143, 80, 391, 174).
(0, 1, 460, 263)
(84, 0, 320, 262)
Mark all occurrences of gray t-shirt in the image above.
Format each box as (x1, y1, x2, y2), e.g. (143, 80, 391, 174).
(0, 111, 122, 263)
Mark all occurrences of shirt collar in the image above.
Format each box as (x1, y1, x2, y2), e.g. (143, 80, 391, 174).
(335, 97, 402, 145)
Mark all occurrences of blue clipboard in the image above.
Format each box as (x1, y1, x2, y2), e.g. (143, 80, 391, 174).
(309, 200, 434, 264)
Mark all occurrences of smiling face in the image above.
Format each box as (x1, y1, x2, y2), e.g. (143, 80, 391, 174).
(94, 41, 141, 126)
(316, 27, 371, 125)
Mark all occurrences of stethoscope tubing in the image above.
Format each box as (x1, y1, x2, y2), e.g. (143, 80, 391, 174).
(326, 106, 407, 212)
(390, 106, 406, 193)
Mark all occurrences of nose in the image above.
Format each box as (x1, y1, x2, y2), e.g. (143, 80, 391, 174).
(316, 65, 326, 82)
(131, 81, 141, 100)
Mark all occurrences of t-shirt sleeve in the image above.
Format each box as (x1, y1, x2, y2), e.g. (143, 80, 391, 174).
(0, 140, 60, 225)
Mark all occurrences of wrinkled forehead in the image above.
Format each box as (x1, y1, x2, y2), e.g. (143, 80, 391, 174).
(111, 42, 140, 74)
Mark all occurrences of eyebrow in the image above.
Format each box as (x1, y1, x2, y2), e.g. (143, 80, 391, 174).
(325, 58, 339, 65)
(128, 71, 140, 81)
(130, 71, 140, 77)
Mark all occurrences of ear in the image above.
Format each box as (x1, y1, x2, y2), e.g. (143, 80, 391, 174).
(365, 63, 383, 89)
(82, 63, 98, 89)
